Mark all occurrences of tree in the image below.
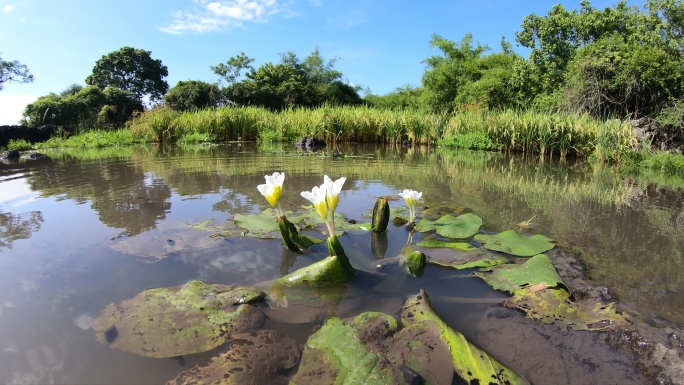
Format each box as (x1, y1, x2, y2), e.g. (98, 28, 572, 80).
(23, 85, 142, 127)
(420, 34, 523, 111)
(0, 55, 34, 90)
(564, 35, 683, 118)
(211, 52, 254, 86)
(164, 80, 221, 111)
(85, 47, 168, 103)
(215, 49, 361, 110)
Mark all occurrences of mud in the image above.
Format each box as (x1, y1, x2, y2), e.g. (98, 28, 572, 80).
(472, 249, 684, 385)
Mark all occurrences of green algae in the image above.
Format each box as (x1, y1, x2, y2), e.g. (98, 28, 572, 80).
(91, 280, 265, 358)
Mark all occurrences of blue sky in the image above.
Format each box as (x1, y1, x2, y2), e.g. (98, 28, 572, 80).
(0, 0, 633, 125)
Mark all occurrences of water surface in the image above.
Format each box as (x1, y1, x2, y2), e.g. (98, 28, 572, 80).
(0, 143, 682, 384)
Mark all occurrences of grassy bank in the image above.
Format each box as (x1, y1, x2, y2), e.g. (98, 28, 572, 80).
(5, 105, 684, 176)
(125, 105, 637, 161)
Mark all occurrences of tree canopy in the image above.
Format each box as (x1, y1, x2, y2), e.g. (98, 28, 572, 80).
(85, 47, 169, 103)
(23, 84, 142, 127)
(213, 48, 362, 110)
(0, 55, 34, 91)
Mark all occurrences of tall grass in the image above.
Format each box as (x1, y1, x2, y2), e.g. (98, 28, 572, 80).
(125, 105, 638, 160)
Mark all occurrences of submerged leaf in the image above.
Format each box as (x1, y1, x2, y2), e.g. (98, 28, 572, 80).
(474, 230, 554, 257)
(186, 219, 242, 237)
(416, 239, 478, 251)
(91, 281, 265, 358)
(402, 290, 529, 385)
(415, 213, 483, 239)
(508, 287, 627, 331)
(475, 254, 566, 292)
(429, 249, 510, 270)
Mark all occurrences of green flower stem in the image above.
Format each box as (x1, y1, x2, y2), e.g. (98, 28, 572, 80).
(327, 235, 355, 278)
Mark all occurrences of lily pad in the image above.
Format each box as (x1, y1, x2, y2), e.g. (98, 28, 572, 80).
(508, 286, 627, 331)
(415, 213, 483, 239)
(91, 281, 265, 358)
(475, 254, 566, 292)
(474, 230, 555, 257)
(429, 249, 510, 270)
(233, 209, 281, 238)
(402, 290, 529, 385)
(167, 330, 300, 385)
(416, 239, 478, 251)
(291, 312, 406, 385)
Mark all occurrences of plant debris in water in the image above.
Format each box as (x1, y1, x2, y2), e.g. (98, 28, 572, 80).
(476, 254, 627, 331)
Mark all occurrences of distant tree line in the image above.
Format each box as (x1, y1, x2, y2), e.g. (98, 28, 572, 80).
(367, 0, 684, 131)
(6, 0, 684, 134)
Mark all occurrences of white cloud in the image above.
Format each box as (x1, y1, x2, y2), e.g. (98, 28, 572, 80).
(159, 0, 281, 34)
(3, 4, 15, 13)
(0, 94, 36, 125)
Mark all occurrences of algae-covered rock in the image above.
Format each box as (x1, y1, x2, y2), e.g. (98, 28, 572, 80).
(167, 330, 300, 385)
(91, 281, 265, 358)
(291, 312, 407, 385)
(474, 230, 554, 257)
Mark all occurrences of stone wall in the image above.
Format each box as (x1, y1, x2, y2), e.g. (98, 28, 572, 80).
(0, 125, 75, 148)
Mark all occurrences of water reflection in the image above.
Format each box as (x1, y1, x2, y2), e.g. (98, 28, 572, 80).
(0, 211, 43, 249)
(0, 143, 683, 384)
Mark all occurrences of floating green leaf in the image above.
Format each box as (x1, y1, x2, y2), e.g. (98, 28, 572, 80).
(429, 249, 510, 269)
(91, 281, 265, 358)
(416, 239, 478, 251)
(402, 290, 529, 385)
(475, 254, 566, 292)
(474, 230, 554, 257)
(508, 287, 627, 331)
(415, 213, 483, 239)
(233, 209, 281, 238)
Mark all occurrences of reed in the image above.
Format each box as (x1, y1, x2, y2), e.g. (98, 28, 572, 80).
(124, 105, 639, 159)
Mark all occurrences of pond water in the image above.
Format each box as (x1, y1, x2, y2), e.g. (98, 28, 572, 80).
(0, 143, 683, 384)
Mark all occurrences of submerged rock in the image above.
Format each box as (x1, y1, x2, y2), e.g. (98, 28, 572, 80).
(168, 330, 300, 385)
(91, 281, 266, 358)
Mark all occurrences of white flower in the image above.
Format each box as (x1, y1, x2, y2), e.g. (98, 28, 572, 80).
(301, 184, 328, 220)
(323, 175, 346, 212)
(399, 189, 422, 209)
(257, 172, 285, 208)
(399, 189, 422, 224)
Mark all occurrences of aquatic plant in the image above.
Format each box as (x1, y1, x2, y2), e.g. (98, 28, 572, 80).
(398, 188, 422, 226)
(257, 171, 285, 217)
